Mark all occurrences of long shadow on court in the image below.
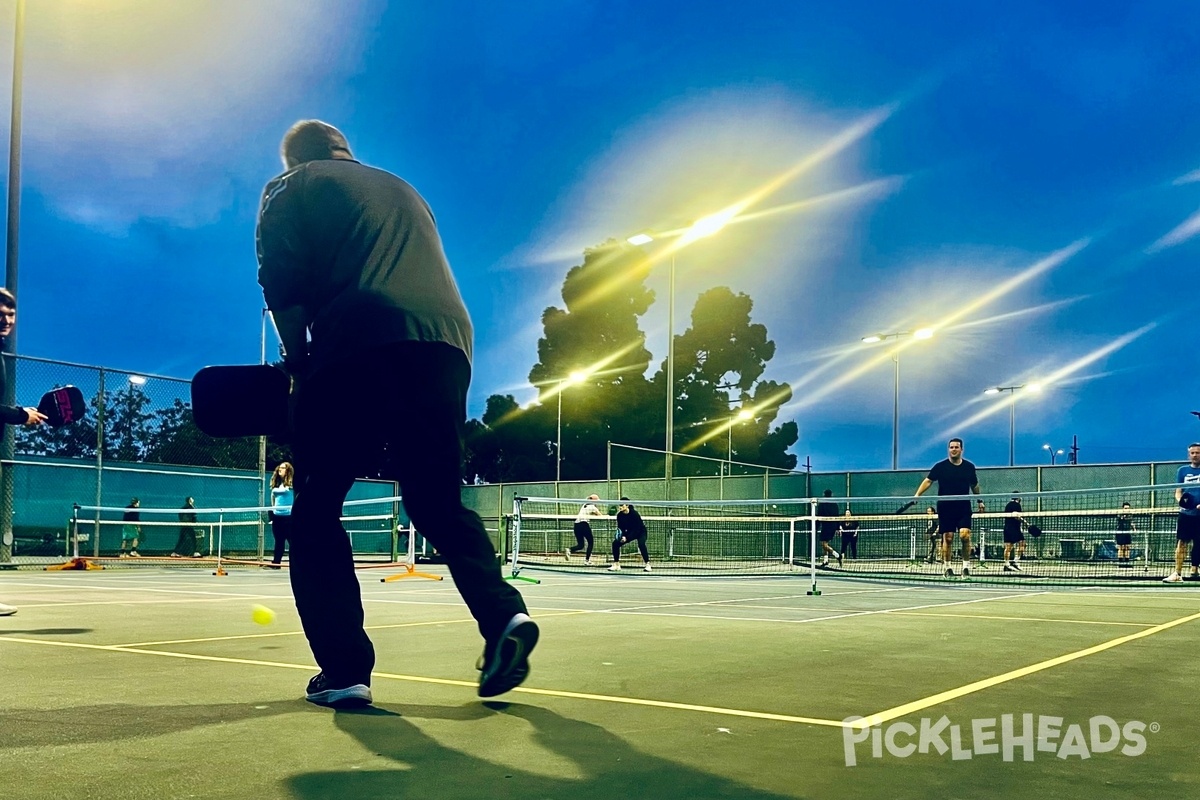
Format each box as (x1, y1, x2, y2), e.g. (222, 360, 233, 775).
(287, 702, 800, 800)
(0, 701, 303, 750)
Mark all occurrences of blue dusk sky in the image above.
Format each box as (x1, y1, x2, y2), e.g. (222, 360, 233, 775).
(1, 0, 1198, 473)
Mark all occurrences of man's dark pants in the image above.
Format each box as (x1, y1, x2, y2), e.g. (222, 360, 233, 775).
(289, 341, 529, 686)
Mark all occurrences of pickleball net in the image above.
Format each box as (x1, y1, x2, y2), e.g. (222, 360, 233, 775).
(55, 497, 408, 572)
(511, 482, 1196, 584)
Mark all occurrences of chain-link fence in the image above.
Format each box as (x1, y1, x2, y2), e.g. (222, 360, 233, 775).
(1, 353, 281, 564)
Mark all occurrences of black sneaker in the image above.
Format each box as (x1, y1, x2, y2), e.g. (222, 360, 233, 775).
(962, 566, 971, 578)
(478, 612, 539, 698)
(305, 672, 372, 708)
(944, 567, 955, 578)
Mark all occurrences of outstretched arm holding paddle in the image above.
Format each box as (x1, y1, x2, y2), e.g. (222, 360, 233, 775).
(0, 289, 47, 430)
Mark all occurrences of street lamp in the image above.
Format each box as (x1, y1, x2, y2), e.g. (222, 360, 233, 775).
(1042, 443, 1064, 465)
(555, 370, 588, 483)
(860, 328, 933, 470)
(983, 383, 1041, 466)
(627, 215, 734, 483)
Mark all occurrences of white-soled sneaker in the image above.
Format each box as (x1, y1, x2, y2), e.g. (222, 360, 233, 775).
(607, 563, 621, 571)
(643, 564, 652, 573)
(1163, 572, 1183, 583)
(305, 672, 372, 708)
(478, 612, 539, 697)
(0, 602, 16, 617)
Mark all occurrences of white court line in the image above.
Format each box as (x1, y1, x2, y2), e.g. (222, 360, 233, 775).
(602, 591, 1046, 626)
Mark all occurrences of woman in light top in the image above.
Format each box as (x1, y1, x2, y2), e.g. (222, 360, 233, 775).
(569, 494, 602, 565)
(269, 462, 295, 568)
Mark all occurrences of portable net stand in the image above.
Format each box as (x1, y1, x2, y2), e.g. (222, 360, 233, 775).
(45, 504, 105, 571)
(506, 500, 540, 584)
(380, 522, 443, 583)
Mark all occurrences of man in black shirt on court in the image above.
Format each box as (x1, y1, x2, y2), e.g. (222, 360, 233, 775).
(256, 120, 536, 706)
(914, 437, 985, 577)
(1001, 492, 1027, 572)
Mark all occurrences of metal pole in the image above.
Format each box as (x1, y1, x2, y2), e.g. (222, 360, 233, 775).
(891, 353, 899, 470)
(0, 1, 21, 565)
(555, 387, 562, 483)
(93, 368, 105, 557)
(1008, 397, 1016, 467)
(727, 418, 733, 473)
(257, 309, 267, 560)
(5, 0, 24, 314)
(665, 254, 675, 485)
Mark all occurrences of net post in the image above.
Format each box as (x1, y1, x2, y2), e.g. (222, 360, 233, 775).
(213, 512, 227, 576)
(389, 515, 399, 564)
(505, 496, 539, 584)
(787, 518, 795, 567)
(380, 521, 442, 582)
(806, 497, 821, 596)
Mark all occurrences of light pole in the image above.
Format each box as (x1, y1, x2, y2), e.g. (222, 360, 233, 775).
(628, 215, 732, 484)
(861, 328, 933, 470)
(5, 0, 24, 320)
(726, 408, 753, 475)
(983, 383, 1041, 466)
(0, 0, 24, 565)
(1043, 443, 1064, 465)
(555, 370, 588, 483)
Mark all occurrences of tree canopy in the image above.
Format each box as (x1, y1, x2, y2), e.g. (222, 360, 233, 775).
(465, 243, 798, 482)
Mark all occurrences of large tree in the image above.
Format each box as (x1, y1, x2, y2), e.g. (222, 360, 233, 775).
(464, 246, 798, 482)
(656, 286, 798, 476)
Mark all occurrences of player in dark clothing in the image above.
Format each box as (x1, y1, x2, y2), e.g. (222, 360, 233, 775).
(0, 288, 47, 617)
(256, 121, 535, 705)
(923, 506, 939, 563)
(815, 489, 841, 567)
(1001, 492, 1027, 572)
(609, 498, 651, 572)
(173, 497, 202, 558)
(1163, 443, 1200, 583)
(838, 509, 861, 560)
(914, 437, 985, 578)
(1115, 502, 1135, 568)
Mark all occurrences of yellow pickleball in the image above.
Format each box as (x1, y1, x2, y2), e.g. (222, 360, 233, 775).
(251, 604, 276, 626)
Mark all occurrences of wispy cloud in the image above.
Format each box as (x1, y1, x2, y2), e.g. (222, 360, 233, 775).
(1147, 209, 1200, 253)
(1172, 169, 1200, 186)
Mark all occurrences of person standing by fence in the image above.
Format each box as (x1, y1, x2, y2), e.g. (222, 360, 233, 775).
(120, 498, 142, 558)
(269, 462, 294, 568)
(173, 497, 201, 558)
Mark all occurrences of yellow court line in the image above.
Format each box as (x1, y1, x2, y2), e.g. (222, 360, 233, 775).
(110, 609, 594, 648)
(889, 611, 1157, 627)
(858, 608, 1200, 729)
(10, 596, 292, 610)
(0, 634, 846, 728)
